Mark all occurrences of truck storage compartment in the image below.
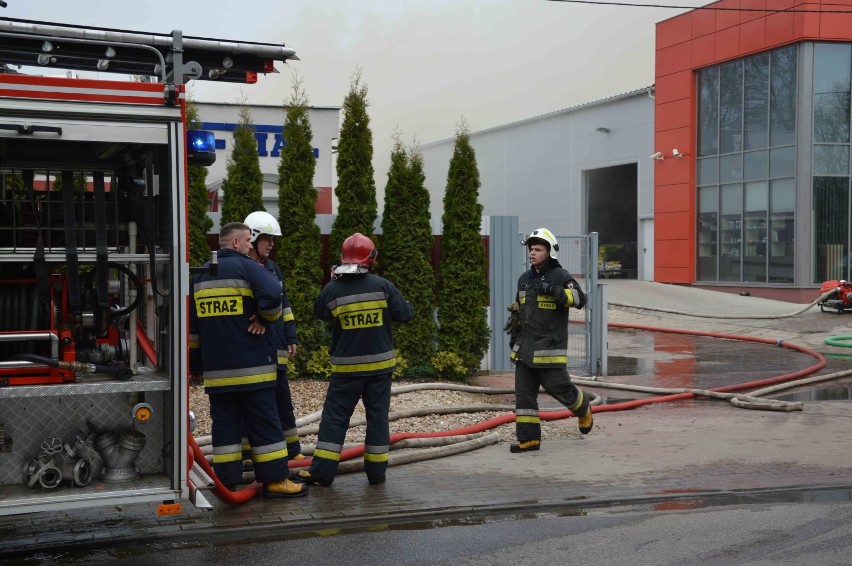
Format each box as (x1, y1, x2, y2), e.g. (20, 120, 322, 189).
(0, 100, 187, 515)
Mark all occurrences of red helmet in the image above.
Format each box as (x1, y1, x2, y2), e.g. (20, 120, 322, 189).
(340, 233, 377, 268)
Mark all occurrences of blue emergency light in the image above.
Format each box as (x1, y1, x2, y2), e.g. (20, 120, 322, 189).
(186, 129, 216, 166)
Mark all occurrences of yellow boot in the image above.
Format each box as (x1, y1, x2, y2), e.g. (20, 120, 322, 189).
(263, 478, 309, 498)
(578, 407, 594, 435)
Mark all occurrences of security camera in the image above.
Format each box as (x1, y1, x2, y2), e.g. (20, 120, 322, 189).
(650, 151, 664, 160)
(672, 148, 683, 158)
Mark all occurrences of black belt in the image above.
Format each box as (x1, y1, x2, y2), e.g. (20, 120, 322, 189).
(61, 170, 81, 311)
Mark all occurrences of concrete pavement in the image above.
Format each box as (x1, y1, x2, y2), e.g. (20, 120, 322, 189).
(2, 280, 852, 556)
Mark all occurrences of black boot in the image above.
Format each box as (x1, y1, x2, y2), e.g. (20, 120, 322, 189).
(509, 440, 541, 453)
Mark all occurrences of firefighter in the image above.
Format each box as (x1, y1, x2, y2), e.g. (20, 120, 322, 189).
(508, 227, 593, 453)
(244, 211, 304, 461)
(295, 233, 413, 486)
(189, 222, 308, 498)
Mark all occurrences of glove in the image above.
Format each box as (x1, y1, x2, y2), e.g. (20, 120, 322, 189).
(532, 280, 554, 295)
(567, 280, 586, 310)
(503, 302, 520, 335)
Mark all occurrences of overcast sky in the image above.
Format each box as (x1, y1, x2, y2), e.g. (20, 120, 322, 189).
(5, 0, 699, 198)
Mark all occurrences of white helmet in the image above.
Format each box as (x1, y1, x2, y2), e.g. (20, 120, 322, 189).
(522, 227, 559, 259)
(244, 211, 282, 243)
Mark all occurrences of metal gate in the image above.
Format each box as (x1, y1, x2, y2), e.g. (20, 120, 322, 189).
(549, 232, 602, 377)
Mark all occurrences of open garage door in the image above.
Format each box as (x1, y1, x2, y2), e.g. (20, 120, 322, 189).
(585, 163, 638, 279)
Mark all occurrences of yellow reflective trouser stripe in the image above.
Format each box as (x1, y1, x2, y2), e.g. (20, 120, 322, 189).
(569, 388, 585, 412)
(277, 355, 288, 365)
(516, 415, 540, 424)
(253, 447, 287, 463)
(213, 443, 243, 464)
(213, 453, 243, 463)
(282, 312, 295, 322)
(285, 434, 299, 443)
(314, 448, 341, 461)
(331, 357, 396, 373)
(364, 452, 389, 463)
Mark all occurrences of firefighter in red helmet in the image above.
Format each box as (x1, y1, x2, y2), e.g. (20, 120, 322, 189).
(295, 233, 413, 486)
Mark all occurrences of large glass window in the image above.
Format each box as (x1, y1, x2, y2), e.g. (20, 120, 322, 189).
(697, 186, 718, 280)
(769, 178, 795, 283)
(720, 183, 743, 281)
(744, 54, 769, 150)
(812, 43, 852, 283)
(744, 182, 768, 282)
(696, 45, 797, 283)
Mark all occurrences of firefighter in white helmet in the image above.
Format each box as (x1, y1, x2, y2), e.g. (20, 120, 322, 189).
(243, 211, 304, 462)
(508, 227, 593, 453)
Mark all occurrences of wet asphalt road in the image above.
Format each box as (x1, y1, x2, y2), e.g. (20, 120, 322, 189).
(22, 494, 852, 565)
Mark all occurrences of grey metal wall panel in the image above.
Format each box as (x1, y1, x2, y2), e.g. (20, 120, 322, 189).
(421, 91, 655, 267)
(488, 216, 521, 371)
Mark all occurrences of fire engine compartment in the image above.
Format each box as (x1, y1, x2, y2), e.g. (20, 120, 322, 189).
(0, 97, 186, 513)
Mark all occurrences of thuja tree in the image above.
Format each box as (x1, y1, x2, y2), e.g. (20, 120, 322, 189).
(219, 104, 264, 225)
(276, 77, 325, 376)
(186, 99, 213, 266)
(330, 70, 377, 256)
(437, 123, 490, 375)
(380, 138, 436, 367)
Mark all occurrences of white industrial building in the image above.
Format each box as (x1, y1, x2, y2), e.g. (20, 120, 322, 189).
(420, 87, 655, 281)
(194, 102, 340, 231)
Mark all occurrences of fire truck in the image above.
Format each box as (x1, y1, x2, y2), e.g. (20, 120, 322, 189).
(0, 17, 296, 516)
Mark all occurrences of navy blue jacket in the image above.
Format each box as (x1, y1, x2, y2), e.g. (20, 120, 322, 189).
(262, 257, 298, 366)
(315, 272, 413, 377)
(189, 248, 282, 392)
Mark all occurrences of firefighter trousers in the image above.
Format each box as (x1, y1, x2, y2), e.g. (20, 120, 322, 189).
(514, 361, 589, 443)
(275, 366, 302, 458)
(310, 372, 392, 484)
(209, 388, 288, 485)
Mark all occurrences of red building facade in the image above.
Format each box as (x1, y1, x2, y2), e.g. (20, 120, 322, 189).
(654, 0, 852, 302)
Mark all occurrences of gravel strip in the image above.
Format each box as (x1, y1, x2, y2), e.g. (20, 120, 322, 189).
(190, 378, 589, 447)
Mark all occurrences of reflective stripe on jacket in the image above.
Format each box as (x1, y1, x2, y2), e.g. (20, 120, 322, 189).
(189, 248, 282, 392)
(315, 272, 413, 377)
(511, 259, 578, 369)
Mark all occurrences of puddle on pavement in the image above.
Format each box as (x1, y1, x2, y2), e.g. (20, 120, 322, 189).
(637, 486, 852, 511)
(772, 385, 852, 402)
(604, 330, 852, 399)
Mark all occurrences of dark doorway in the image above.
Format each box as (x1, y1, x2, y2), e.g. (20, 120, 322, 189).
(586, 163, 638, 278)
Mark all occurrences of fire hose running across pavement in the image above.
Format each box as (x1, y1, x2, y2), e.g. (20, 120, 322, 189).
(193, 290, 852, 504)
